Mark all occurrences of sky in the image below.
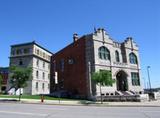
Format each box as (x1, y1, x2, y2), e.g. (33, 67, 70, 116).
(0, 0, 159, 88)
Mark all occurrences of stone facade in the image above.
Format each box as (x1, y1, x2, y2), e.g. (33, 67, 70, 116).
(86, 28, 142, 97)
(9, 41, 52, 95)
(51, 28, 143, 99)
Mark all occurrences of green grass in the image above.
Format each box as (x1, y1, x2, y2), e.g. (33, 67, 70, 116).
(0, 95, 69, 100)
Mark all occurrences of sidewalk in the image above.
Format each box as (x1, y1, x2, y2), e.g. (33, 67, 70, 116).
(0, 97, 160, 107)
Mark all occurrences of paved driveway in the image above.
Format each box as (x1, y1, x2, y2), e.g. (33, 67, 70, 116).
(0, 103, 160, 118)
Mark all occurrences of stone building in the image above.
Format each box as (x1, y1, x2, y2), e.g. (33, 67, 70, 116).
(51, 28, 143, 99)
(9, 41, 52, 95)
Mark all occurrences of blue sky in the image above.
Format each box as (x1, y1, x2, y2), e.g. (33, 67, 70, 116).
(0, 0, 159, 88)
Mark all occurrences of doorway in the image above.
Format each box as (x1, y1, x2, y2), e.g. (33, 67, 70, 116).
(116, 70, 128, 91)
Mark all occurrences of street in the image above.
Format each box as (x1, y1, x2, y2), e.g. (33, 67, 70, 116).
(0, 103, 160, 118)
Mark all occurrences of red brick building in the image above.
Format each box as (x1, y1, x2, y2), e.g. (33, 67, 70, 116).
(51, 34, 91, 99)
(0, 67, 9, 92)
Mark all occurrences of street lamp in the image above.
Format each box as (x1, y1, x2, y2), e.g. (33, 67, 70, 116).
(147, 66, 151, 92)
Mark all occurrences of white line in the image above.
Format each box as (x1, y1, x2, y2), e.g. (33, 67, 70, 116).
(0, 110, 48, 116)
(38, 107, 67, 111)
(143, 111, 160, 113)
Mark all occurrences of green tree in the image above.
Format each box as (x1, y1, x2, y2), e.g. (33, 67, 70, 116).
(0, 75, 3, 93)
(9, 66, 32, 101)
(92, 70, 115, 103)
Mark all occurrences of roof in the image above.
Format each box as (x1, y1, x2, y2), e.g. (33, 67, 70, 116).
(11, 41, 53, 54)
(0, 67, 9, 73)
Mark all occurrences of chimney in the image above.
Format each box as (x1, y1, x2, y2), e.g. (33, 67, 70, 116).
(73, 33, 78, 42)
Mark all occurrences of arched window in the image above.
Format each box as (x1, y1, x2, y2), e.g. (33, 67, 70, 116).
(98, 46, 110, 60)
(129, 53, 138, 64)
(115, 50, 120, 62)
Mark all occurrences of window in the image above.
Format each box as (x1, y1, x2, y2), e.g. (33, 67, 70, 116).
(129, 53, 137, 64)
(36, 71, 39, 78)
(36, 82, 38, 90)
(36, 59, 39, 67)
(16, 49, 22, 55)
(11, 49, 15, 55)
(40, 51, 42, 56)
(19, 59, 23, 65)
(98, 46, 110, 60)
(43, 61, 45, 68)
(43, 72, 45, 79)
(23, 48, 30, 54)
(68, 59, 74, 64)
(37, 49, 39, 55)
(42, 83, 45, 90)
(43, 52, 45, 58)
(60, 59, 64, 72)
(115, 50, 120, 62)
(131, 72, 140, 86)
(48, 55, 50, 60)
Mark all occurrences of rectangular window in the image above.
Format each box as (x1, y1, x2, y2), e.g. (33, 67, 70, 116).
(19, 59, 23, 65)
(16, 49, 22, 55)
(11, 49, 15, 55)
(37, 49, 39, 55)
(36, 82, 38, 90)
(131, 72, 140, 86)
(40, 51, 42, 56)
(43, 72, 45, 79)
(23, 48, 30, 54)
(42, 83, 45, 90)
(43, 52, 45, 58)
(36, 59, 39, 67)
(36, 71, 39, 78)
(60, 59, 64, 72)
(43, 61, 45, 68)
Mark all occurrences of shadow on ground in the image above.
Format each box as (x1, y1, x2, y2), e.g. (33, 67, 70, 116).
(78, 100, 97, 105)
(0, 99, 19, 102)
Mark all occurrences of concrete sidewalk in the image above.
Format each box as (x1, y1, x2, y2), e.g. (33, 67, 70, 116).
(0, 97, 160, 107)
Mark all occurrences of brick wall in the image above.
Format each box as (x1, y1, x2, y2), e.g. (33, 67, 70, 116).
(51, 37, 89, 98)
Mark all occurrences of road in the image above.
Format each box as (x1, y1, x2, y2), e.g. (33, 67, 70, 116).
(0, 103, 160, 118)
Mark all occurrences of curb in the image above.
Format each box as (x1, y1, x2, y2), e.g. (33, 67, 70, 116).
(0, 98, 160, 107)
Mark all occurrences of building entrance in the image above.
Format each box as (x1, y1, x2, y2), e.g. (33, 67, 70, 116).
(116, 71, 128, 91)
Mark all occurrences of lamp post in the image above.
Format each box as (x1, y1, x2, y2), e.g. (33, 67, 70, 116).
(88, 61, 94, 100)
(147, 66, 151, 92)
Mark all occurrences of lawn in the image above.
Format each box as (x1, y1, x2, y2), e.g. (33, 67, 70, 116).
(0, 95, 68, 100)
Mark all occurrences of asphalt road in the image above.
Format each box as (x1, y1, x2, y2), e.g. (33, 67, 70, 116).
(0, 103, 160, 118)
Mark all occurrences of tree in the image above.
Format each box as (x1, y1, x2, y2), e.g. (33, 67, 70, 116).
(0, 75, 3, 93)
(92, 70, 115, 103)
(9, 66, 32, 101)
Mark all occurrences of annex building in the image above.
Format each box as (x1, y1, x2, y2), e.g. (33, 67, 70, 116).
(0, 67, 9, 93)
(51, 28, 143, 99)
(9, 41, 52, 95)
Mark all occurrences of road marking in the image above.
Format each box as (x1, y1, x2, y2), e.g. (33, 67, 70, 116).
(0, 110, 48, 116)
(38, 107, 67, 111)
(143, 110, 160, 113)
